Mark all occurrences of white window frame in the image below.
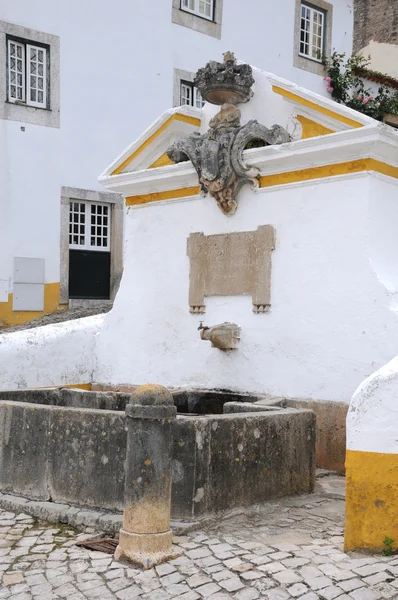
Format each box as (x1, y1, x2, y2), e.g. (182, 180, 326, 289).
(7, 39, 25, 104)
(299, 2, 325, 63)
(69, 200, 111, 252)
(180, 0, 214, 21)
(180, 80, 205, 108)
(26, 43, 47, 108)
(7, 36, 49, 108)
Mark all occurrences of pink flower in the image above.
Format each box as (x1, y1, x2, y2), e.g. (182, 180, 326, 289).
(324, 76, 331, 82)
(369, 96, 373, 101)
(363, 97, 369, 104)
(326, 85, 334, 92)
(357, 94, 362, 101)
(335, 57, 340, 62)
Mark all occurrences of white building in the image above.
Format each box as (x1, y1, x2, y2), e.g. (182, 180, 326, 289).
(0, 0, 354, 327)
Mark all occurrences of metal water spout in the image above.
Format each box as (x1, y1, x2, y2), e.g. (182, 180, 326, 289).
(198, 322, 240, 351)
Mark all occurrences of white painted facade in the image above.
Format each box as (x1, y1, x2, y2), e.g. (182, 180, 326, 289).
(1, 62, 397, 404)
(0, 0, 353, 322)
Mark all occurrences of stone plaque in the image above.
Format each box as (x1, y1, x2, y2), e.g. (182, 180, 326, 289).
(187, 225, 275, 314)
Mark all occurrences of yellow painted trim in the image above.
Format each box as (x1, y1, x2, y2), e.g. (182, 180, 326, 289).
(43, 383, 92, 391)
(296, 115, 335, 139)
(125, 159, 398, 207)
(111, 114, 201, 176)
(259, 158, 398, 189)
(345, 449, 398, 552)
(126, 186, 200, 206)
(148, 152, 174, 169)
(272, 85, 363, 129)
(0, 282, 60, 328)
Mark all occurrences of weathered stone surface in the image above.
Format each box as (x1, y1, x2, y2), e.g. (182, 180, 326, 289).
(354, 0, 398, 52)
(116, 385, 178, 567)
(167, 54, 289, 216)
(283, 399, 348, 473)
(0, 401, 126, 511)
(0, 392, 315, 522)
(187, 227, 275, 314)
(172, 410, 316, 520)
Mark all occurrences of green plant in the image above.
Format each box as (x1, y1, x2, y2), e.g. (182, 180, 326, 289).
(323, 52, 398, 121)
(382, 536, 395, 556)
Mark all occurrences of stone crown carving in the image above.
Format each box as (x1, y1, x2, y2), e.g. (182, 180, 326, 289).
(194, 51, 255, 105)
(167, 53, 290, 216)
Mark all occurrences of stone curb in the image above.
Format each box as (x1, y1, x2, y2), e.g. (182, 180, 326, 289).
(0, 492, 206, 535)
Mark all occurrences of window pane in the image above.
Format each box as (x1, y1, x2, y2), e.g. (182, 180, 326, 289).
(199, 0, 212, 17)
(181, 82, 193, 106)
(300, 4, 324, 60)
(194, 88, 205, 108)
(70, 200, 86, 248)
(27, 43, 47, 106)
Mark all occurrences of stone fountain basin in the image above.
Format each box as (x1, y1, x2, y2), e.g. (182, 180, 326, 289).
(0, 388, 315, 523)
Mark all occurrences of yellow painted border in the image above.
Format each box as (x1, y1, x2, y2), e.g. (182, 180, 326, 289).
(112, 114, 201, 176)
(149, 153, 174, 169)
(0, 282, 60, 328)
(126, 186, 200, 206)
(125, 159, 398, 207)
(272, 85, 363, 129)
(42, 383, 92, 391)
(259, 159, 398, 188)
(296, 115, 335, 139)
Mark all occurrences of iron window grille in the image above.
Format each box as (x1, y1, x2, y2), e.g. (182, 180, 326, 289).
(180, 81, 205, 108)
(299, 3, 325, 63)
(69, 201, 111, 252)
(7, 36, 50, 108)
(180, 0, 215, 21)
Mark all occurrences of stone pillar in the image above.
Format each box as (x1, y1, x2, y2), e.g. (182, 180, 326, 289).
(345, 356, 398, 552)
(115, 384, 179, 568)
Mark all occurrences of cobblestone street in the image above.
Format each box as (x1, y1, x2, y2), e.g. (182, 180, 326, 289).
(1, 476, 397, 600)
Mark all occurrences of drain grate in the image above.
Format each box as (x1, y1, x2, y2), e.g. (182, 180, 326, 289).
(76, 538, 118, 554)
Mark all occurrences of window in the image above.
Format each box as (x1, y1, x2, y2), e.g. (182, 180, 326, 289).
(181, 0, 214, 20)
(299, 3, 325, 62)
(180, 81, 205, 108)
(7, 37, 49, 108)
(69, 201, 111, 251)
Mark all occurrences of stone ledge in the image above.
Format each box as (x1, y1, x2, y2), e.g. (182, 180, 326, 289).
(0, 492, 205, 535)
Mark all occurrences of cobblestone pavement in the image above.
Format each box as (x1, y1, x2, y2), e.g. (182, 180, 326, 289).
(1, 478, 398, 600)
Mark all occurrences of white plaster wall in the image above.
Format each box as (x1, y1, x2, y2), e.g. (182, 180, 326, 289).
(5, 120, 60, 285)
(0, 120, 10, 302)
(0, 0, 353, 297)
(0, 315, 104, 390)
(347, 354, 398, 453)
(94, 172, 398, 402)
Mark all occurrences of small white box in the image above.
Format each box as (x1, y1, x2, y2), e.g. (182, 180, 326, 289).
(13, 283, 44, 311)
(14, 257, 45, 284)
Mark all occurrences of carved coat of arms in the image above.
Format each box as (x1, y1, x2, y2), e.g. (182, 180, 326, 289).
(167, 53, 290, 215)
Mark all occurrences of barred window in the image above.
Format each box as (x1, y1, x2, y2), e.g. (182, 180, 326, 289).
(69, 201, 111, 251)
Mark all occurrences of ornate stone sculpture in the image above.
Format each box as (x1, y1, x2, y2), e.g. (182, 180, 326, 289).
(166, 53, 290, 216)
